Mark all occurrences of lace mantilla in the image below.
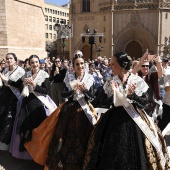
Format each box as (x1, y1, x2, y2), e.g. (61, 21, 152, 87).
(64, 72, 94, 91)
(3, 66, 25, 82)
(103, 73, 149, 98)
(26, 70, 49, 86)
(103, 79, 113, 98)
(126, 73, 149, 96)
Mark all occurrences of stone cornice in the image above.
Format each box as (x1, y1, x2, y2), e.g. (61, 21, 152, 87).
(14, 0, 43, 8)
(14, 0, 45, 15)
(114, 2, 159, 10)
(98, 1, 170, 11)
(160, 2, 170, 9)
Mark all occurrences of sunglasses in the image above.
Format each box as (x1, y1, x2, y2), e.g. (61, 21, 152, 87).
(55, 60, 60, 63)
(1, 63, 5, 64)
(141, 65, 149, 68)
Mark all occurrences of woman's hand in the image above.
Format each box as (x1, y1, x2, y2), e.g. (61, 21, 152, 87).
(110, 80, 118, 93)
(140, 49, 149, 63)
(78, 82, 86, 92)
(23, 78, 28, 86)
(73, 82, 80, 94)
(127, 83, 136, 96)
(154, 55, 162, 63)
(54, 67, 59, 75)
(0, 73, 8, 82)
(24, 77, 36, 87)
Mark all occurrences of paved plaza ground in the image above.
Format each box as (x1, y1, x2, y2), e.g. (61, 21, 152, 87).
(0, 150, 43, 170)
(0, 134, 170, 170)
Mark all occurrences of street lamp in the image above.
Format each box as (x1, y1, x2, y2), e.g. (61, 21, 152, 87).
(59, 37, 66, 59)
(81, 29, 104, 60)
(54, 21, 72, 59)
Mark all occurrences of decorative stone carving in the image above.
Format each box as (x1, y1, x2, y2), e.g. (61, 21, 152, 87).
(128, 12, 140, 28)
(98, 0, 161, 11)
(160, 1, 170, 8)
(113, 11, 156, 54)
(114, 3, 159, 10)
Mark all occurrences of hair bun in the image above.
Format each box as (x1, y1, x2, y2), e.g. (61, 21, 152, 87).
(73, 50, 83, 57)
(114, 52, 132, 70)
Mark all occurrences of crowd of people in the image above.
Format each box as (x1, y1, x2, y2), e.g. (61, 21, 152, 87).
(0, 49, 170, 170)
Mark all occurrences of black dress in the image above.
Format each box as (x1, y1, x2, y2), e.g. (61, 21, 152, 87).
(84, 103, 148, 170)
(0, 66, 25, 150)
(0, 82, 21, 144)
(84, 75, 169, 170)
(17, 70, 50, 151)
(46, 73, 96, 170)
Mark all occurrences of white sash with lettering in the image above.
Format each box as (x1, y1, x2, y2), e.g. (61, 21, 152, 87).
(64, 72, 97, 125)
(113, 75, 166, 167)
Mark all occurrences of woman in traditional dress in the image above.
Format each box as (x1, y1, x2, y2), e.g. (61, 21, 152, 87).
(9, 55, 56, 159)
(84, 52, 170, 170)
(45, 50, 97, 170)
(0, 53, 25, 150)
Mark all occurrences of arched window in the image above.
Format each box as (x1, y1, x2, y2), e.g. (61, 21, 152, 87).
(82, 0, 90, 12)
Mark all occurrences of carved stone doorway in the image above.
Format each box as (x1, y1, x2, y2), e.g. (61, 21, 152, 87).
(125, 41, 142, 60)
(81, 45, 90, 61)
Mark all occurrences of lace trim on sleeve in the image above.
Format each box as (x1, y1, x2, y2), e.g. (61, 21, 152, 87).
(103, 79, 113, 98)
(82, 73, 94, 90)
(3, 66, 25, 82)
(64, 72, 94, 91)
(126, 73, 149, 96)
(64, 72, 75, 91)
(34, 70, 49, 86)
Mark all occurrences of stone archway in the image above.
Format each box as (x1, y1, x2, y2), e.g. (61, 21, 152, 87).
(114, 28, 156, 57)
(81, 45, 90, 61)
(125, 41, 142, 60)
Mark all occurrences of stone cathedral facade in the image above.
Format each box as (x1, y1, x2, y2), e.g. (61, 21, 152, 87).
(70, 0, 170, 60)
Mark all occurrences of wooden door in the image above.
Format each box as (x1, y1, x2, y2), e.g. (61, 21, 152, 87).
(125, 41, 142, 60)
(82, 45, 90, 61)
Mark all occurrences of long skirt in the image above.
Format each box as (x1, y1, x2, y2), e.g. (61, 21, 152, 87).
(46, 101, 94, 170)
(9, 98, 32, 159)
(84, 105, 170, 170)
(50, 82, 65, 106)
(0, 87, 18, 150)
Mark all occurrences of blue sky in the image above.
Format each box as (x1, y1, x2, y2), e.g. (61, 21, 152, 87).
(45, 0, 69, 6)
